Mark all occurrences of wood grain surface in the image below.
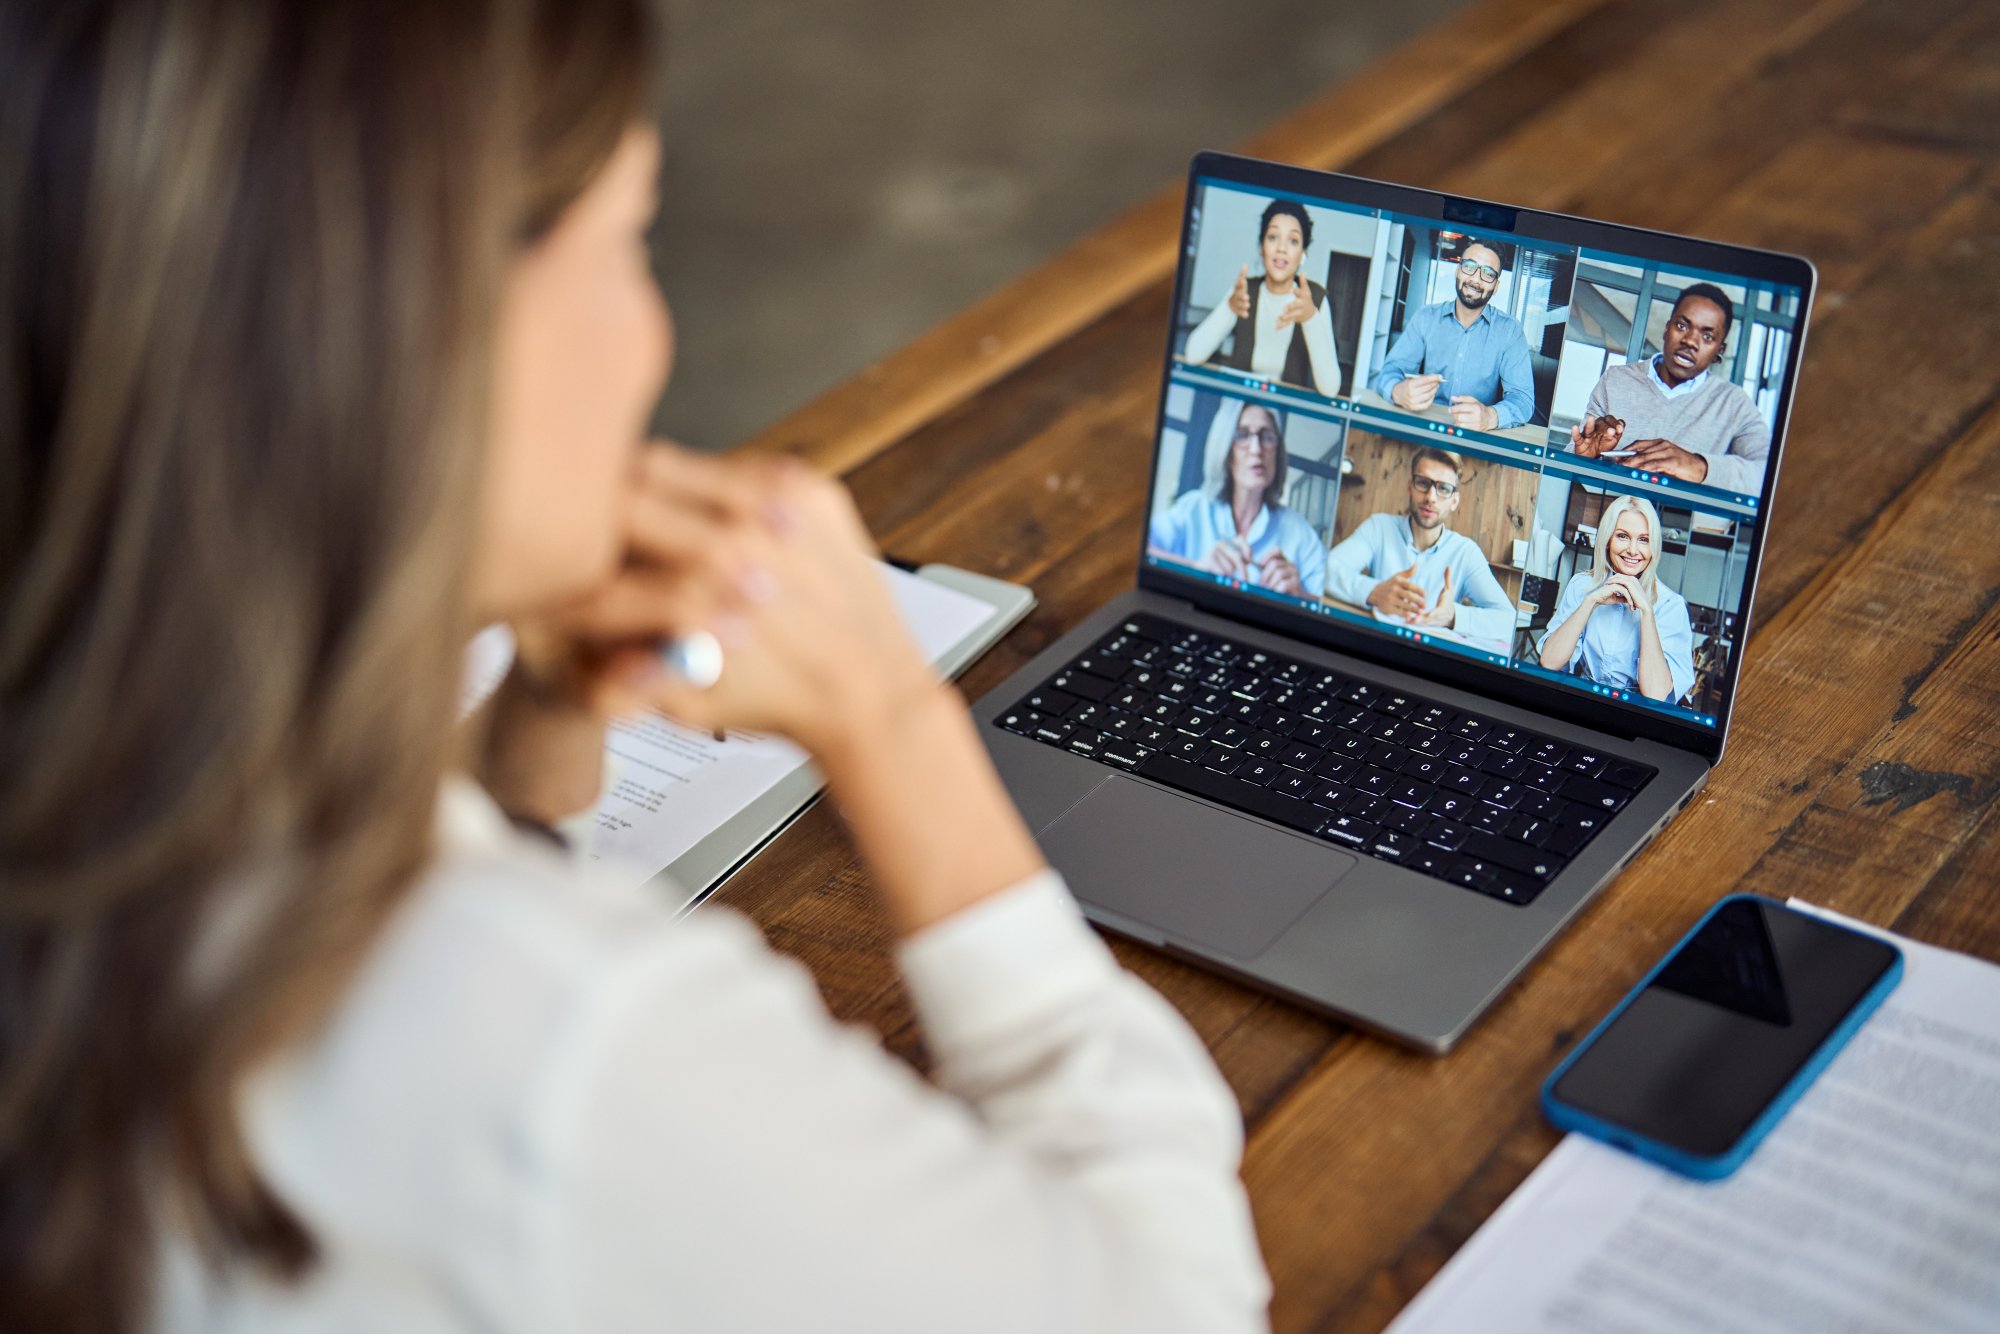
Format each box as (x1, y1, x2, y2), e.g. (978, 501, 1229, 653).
(711, 0, 2000, 1329)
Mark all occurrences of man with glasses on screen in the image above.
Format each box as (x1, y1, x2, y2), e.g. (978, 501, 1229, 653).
(1323, 448, 1514, 644)
(1567, 283, 1770, 494)
(1371, 239, 1537, 433)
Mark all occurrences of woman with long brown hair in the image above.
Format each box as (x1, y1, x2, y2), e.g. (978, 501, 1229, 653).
(0, 3, 1269, 1331)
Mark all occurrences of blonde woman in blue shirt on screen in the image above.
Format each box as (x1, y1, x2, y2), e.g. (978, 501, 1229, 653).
(1148, 399, 1328, 597)
(1536, 495, 1697, 703)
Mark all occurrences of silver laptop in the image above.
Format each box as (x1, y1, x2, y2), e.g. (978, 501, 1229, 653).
(974, 152, 1814, 1052)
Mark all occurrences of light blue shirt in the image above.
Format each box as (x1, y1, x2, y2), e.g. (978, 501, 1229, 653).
(1644, 354, 1710, 398)
(1322, 512, 1512, 614)
(1536, 572, 1696, 703)
(1149, 490, 1328, 596)
(1371, 300, 1537, 428)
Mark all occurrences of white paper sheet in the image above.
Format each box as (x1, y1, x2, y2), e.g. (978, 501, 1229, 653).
(583, 562, 997, 889)
(1388, 907, 2000, 1333)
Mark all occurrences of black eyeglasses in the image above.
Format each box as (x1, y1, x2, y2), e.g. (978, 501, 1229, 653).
(1457, 259, 1500, 283)
(1410, 476, 1459, 497)
(1233, 426, 1281, 447)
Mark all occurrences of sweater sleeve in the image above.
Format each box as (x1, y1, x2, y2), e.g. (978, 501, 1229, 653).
(532, 873, 1271, 1334)
(1183, 294, 1238, 367)
(1694, 396, 1771, 496)
(1583, 371, 1612, 425)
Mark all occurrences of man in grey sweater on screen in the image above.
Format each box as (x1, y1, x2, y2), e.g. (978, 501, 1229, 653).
(1568, 283, 1770, 495)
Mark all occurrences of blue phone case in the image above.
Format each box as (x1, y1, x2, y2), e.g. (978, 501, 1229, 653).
(1540, 894, 1903, 1180)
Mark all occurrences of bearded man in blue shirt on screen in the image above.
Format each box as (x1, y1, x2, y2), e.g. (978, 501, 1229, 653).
(1371, 238, 1537, 433)
(1323, 447, 1515, 643)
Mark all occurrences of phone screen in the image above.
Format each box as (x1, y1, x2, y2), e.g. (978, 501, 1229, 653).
(1548, 898, 1900, 1160)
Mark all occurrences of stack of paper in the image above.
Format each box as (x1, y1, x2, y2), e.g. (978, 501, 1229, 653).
(1389, 905, 2000, 1333)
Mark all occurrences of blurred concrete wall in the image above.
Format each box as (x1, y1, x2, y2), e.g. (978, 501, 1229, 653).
(647, 0, 1470, 449)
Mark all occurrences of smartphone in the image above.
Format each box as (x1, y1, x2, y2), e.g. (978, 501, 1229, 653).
(1541, 895, 1902, 1179)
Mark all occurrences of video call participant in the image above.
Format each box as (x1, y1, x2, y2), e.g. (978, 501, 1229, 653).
(1370, 238, 1535, 432)
(1322, 447, 1513, 641)
(1536, 495, 1696, 703)
(1183, 198, 1343, 396)
(1568, 283, 1770, 493)
(1148, 399, 1328, 597)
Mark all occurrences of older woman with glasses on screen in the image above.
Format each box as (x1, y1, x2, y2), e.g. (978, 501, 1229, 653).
(1147, 399, 1328, 598)
(1536, 495, 1697, 704)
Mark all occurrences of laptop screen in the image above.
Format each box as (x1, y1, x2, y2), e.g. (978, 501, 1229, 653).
(1142, 162, 1809, 735)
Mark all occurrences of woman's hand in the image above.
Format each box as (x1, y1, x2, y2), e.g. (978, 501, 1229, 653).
(473, 443, 795, 822)
(1273, 276, 1317, 329)
(485, 442, 1045, 933)
(626, 452, 1043, 934)
(1257, 550, 1304, 595)
(628, 458, 937, 762)
(1227, 264, 1252, 319)
(1199, 537, 1253, 581)
(1589, 572, 1650, 613)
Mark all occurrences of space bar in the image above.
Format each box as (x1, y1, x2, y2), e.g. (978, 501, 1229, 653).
(1134, 754, 1324, 834)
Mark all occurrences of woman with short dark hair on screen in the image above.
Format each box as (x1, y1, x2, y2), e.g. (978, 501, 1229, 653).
(1183, 197, 1344, 396)
(0, 5, 1269, 1332)
(1148, 398, 1327, 597)
(1535, 495, 1696, 704)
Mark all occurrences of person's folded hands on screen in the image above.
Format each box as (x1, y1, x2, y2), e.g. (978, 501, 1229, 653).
(1257, 549, 1304, 596)
(1621, 436, 1709, 482)
(1391, 372, 1444, 413)
(1592, 571, 1652, 613)
(1200, 536, 1255, 581)
(1445, 396, 1498, 432)
(1569, 414, 1625, 458)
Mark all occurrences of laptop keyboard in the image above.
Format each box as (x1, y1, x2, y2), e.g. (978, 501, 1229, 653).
(996, 613, 1654, 907)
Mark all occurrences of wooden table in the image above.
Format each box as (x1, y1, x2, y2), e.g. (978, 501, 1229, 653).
(718, 0, 2000, 1327)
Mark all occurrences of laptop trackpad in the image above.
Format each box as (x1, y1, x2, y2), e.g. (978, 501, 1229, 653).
(1039, 776, 1354, 961)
